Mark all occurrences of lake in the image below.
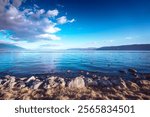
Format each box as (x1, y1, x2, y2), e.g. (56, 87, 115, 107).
(0, 50, 150, 76)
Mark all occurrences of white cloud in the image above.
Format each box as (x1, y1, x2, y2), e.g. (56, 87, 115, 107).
(47, 9, 59, 17)
(7, 5, 19, 17)
(36, 34, 60, 40)
(57, 16, 75, 24)
(68, 18, 75, 23)
(37, 9, 45, 15)
(57, 16, 67, 24)
(12, 0, 22, 8)
(44, 25, 61, 33)
(0, 0, 75, 49)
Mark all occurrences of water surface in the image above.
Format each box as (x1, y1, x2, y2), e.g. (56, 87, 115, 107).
(0, 50, 150, 76)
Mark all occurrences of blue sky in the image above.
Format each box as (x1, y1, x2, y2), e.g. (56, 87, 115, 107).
(0, 0, 150, 49)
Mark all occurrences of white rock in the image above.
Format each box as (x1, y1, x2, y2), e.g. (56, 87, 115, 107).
(10, 76, 16, 82)
(32, 81, 43, 89)
(120, 79, 127, 89)
(26, 76, 36, 83)
(9, 82, 17, 89)
(5, 75, 11, 79)
(68, 77, 85, 89)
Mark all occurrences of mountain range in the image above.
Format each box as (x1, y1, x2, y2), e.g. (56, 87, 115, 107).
(0, 43, 150, 51)
(69, 44, 150, 50)
(0, 43, 24, 51)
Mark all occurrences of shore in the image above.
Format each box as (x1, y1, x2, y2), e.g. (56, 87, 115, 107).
(0, 69, 150, 100)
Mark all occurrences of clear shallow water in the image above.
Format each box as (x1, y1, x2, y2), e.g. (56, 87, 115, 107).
(0, 50, 150, 76)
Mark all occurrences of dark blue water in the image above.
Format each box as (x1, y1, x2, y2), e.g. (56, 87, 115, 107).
(0, 50, 150, 76)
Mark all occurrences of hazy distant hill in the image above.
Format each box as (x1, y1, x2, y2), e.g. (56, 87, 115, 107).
(0, 43, 24, 51)
(97, 44, 150, 50)
(69, 44, 150, 51)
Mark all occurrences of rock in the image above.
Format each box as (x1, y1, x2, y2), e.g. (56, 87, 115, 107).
(126, 81, 140, 91)
(15, 82, 26, 88)
(143, 74, 150, 79)
(0, 79, 3, 85)
(3, 92, 14, 100)
(128, 68, 137, 74)
(97, 78, 113, 87)
(119, 79, 127, 89)
(2, 80, 10, 87)
(20, 77, 28, 81)
(92, 74, 97, 78)
(5, 75, 11, 79)
(31, 90, 44, 99)
(46, 77, 66, 88)
(86, 72, 89, 75)
(85, 78, 93, 86)
(84, 78, 98, 87)
(22, 95, 32, 100)
(5, 75, 16, 82)
(55, 78, 66, 88)
(10, 76, 16, 82)
(56, 96, 69, 100)
(45, 89, 53, 97)
(47, 82, 59, 88)
(26, 76, 36, 83)
(102, 76, 109, 80)
(32, 81, 43, 89)
(67, 70, 71, 73)
(9, 82, 17, 89)
(139, 80, 150, 86)
(110, 78, 122, 86)
(119, 70, 127, 74)
(20, 87, 29, 94)
(48, 76, 57, 82)
(68, 77, 85, 89)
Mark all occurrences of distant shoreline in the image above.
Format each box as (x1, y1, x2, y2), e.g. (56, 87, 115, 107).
(1, 44, 150, 51)
(68, 44, 150, 51)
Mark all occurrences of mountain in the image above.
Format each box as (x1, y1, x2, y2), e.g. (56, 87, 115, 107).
(68, 44, 150, 51)
(97, 44, 150, 50)
(0, 43, 25, 51)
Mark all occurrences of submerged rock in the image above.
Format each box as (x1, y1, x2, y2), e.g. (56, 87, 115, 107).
(110, 78, 122, 86)
(68, 77, 85, 89)
(119, 70, 127, 74)
(97, 77, 113, 87)
(128, 68, 137, 74)
(67, 70, 71, 73)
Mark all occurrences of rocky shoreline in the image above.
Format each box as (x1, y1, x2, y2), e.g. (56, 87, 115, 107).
(0, 69, 150, 100)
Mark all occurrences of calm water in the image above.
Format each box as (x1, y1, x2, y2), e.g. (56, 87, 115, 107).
(0, 50, 150, 76)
